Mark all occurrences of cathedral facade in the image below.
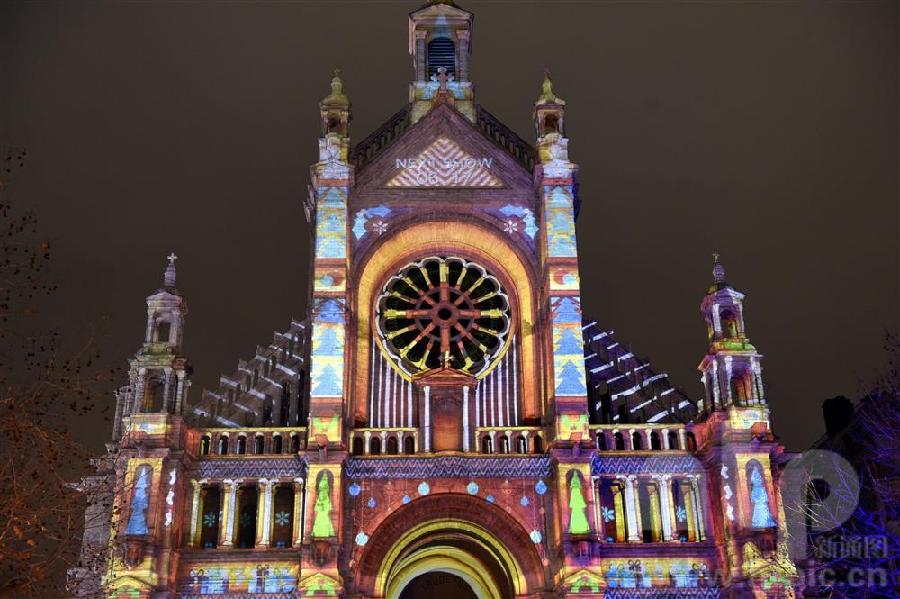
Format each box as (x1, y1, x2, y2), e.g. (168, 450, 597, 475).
(72, 2, 799, 598)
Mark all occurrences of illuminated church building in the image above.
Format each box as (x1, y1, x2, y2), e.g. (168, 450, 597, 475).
(73, 2, 801, 598)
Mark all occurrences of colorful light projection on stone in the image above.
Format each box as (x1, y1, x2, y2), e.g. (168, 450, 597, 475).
(352, 204, 392, 240)
(314, 187, 348, 259)
(125, 465, 151, 536)
(310, 299, 345, 398)
(386, 137, 502, 187)
(602, 558, 714, 589)
(551, 297, 586, 396)
(748, 462, 776, 528)
(544, 186, 578, 257)
(312, 471, 335, 538)
(375, 256, 511, 377)
(179, 563, 298, 595)
(498, 204, 538, 240)
(567, 471, 590, 535)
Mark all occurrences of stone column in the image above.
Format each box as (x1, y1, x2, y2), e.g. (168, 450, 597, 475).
(112, 390, 124, 440)
(132, 368, 147, 413)
(256, 479, 270, 547)
(221, 479, 239, 547)
(162, 368, 174, 413)
(462, 386, 470, 452)
(261, 479, 274, 547)
(622, 475, 641, 542)
(710, 360, 721, 408)
(456, 30, 470, 81)
(189, 480, 202, 547)
(724, 356, 734, 403)
(690, 475, 707, 541)
(174, 371, 186, 414)
(655, 475, 674, 541)
(415, 30, 427, 82)
(145, 311, 154, 343)
(292, 478, 304, 546)
(679, 428, 687, 452)
(423, 385, 431, 452)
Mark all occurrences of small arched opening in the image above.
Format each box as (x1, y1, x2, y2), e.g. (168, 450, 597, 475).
(632, 431, 644, 450)
(686, 432, 698, 452)
(668, 430, 679, 450)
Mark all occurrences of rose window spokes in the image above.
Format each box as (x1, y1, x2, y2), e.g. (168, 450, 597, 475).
(376, 257, 511, 377)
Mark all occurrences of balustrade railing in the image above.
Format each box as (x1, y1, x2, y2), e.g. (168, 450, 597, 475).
(196, 427, 307, 457)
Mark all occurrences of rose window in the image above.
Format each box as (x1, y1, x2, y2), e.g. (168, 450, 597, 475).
(376, 257, 511, 377)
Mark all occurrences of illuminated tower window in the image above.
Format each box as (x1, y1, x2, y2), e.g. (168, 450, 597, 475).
(427, 37, 456, 79)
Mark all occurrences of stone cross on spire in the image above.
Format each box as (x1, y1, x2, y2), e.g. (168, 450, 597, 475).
(164, 252, 178, 290)
(435, 66, 454, 91)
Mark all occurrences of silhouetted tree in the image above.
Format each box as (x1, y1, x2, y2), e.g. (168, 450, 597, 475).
(0, 197, 116, 598)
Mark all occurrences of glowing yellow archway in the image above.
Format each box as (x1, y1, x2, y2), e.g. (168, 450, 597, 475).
(374, 519, 527, 599)
(353, 220, 539, 423)
(387, 547, 496, 599)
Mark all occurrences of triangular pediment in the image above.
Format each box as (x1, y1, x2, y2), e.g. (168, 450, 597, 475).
(414, 366, 477, 388)
(352, 103, 534, 194)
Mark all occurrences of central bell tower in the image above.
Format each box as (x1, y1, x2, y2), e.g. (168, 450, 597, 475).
(408, 0, 475, 123)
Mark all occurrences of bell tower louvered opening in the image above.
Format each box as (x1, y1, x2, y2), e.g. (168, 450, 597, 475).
(427, 37, 456, 79)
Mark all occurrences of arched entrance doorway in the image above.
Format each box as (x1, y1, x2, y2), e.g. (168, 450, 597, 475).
(399, 571, 478, 599)
(380, 523, 514, 599)
(355, 494, 545, 599)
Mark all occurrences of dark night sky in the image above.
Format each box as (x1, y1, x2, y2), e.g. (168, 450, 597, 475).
(1, 1, 897, 453)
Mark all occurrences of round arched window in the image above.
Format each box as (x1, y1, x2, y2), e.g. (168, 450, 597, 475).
(375, 257, 511, 377)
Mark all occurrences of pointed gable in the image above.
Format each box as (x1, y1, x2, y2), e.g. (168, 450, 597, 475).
(353, 102, 533, 195)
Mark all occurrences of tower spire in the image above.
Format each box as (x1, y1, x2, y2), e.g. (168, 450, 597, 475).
(711, 252, 726, 287)
(164, 252, 177, 290)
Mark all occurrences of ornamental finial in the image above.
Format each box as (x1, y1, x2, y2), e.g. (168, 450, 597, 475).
(712, 252, 726, 285)
(537, 68, 564, 105)
(321, 69, 349, 107)
(164, 252, 177, 289)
